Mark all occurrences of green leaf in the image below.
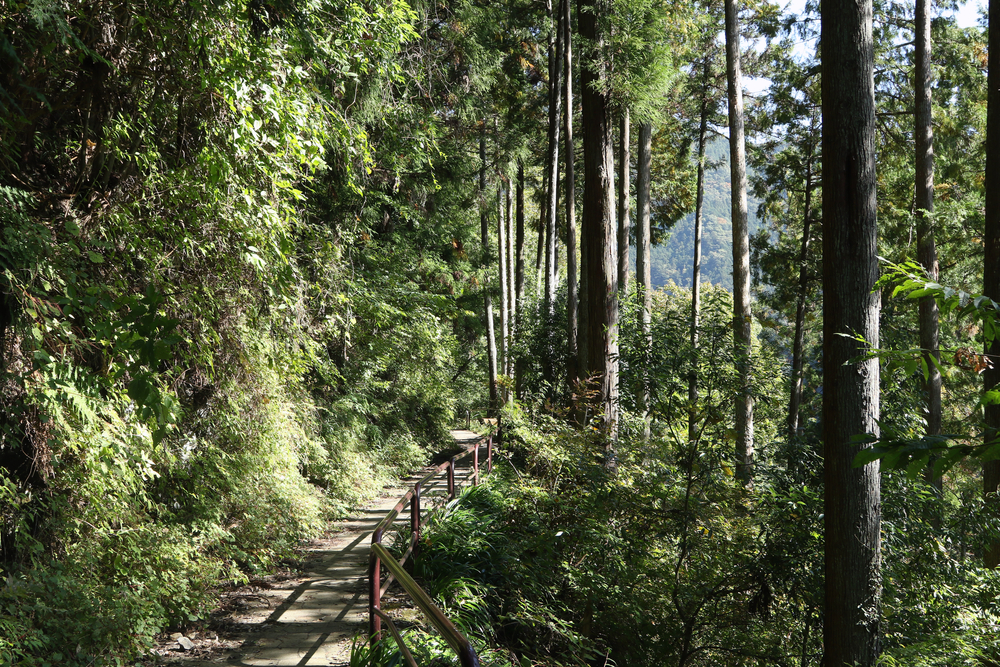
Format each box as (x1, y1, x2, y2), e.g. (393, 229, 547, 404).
(128, 376, 150, 406)
(905, 456, 928, 480)
(87, 251, 104, 264)
(853, 447, 885, 468)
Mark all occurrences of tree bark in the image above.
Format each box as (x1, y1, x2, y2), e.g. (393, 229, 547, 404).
(689, 57, 711, 445)
(822, 0, 882, 662)
(537, 170, 547, 298)
(984, 0, 1000, 569)
(498, 183, 509, 392)
(515, 161, 527, 398)
(618, 108, 631, 296)
(545, 0, 564, 317)
(725, 0, 754, 484)
(788, 128, 816, 446)
(507, 181, 516, 376)
(636, 122, 652, 439)
(481, 132, 499, 416)
(915, 0, 942, 492)
(579, 0, 619, 444)
(515, 163, 526, 323)
(565, 0, 579, 392)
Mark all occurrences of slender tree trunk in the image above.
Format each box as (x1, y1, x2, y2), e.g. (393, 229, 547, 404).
(725, 0, 754, 484)
(579, 0, 619, 445)
(788, 131, 816, 446)
(498, 183, 509, 394)
(515, 161, 527, 398)
(636, 122, 653, 439)
(481, 133, 499, 416)
(564, 0, 579, 391)
(689, 62, 710, 445)
(984, 0, 1000, 569)
(545, 0, 564, 317)
(618, 108, 631, 296)
(507, 182, 516, 376)
(578, 220, 590, 394)
(516, 163, 526, 322)
(915, 0, 942, 492)
(822, 0, 882, 662)
(536, 202, 546, 297)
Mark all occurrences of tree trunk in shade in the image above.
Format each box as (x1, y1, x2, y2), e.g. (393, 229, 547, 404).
(725, 0, 753, 484)
(506, 183, 515, 376)
(497, 183, 509, 394)
(822, 0, 882, 662)
(617, 109, 631, 296)
(545, 0, 564, 318)
(578, 0, 618, 446)
(480, 132, 499, 416)
(915, 0, 942, 493)
(689, 87, 709, 444)
(635, 122, 652, 440)
(984, 0, 1000, 569)
(564, 0, 579, 393)
(515, 162, 526, 398)
(787, 128, 816, 450)
(536, 170, 547, 298)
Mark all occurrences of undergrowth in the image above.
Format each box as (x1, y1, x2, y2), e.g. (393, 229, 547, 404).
(360, 400, 1000, 667)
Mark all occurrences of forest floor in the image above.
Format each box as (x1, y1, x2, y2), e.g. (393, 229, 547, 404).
(144, 429, 486, 667)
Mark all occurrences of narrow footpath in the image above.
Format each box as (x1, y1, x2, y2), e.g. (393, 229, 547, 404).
(152, 429, 487, 667)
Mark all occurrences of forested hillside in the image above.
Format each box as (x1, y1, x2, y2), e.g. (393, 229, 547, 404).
(647, 138, 761, 290)
(2, 0, 1000, 666)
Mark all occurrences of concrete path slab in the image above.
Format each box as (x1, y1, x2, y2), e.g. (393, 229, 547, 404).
(151, 430, 490, 667)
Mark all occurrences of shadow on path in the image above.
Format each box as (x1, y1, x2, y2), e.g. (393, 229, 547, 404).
(154, 430, 486, 667)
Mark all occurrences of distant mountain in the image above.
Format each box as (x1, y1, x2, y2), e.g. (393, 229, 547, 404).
(645, 138, 760, 291)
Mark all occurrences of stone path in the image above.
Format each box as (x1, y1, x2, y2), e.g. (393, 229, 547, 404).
(153, 429, 487, 667)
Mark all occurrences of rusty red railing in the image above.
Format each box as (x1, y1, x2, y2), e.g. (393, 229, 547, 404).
(368, 429, 498, 667)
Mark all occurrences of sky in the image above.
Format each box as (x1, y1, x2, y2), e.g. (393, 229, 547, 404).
(743, 0, 984, 94)
(782, 0, 983, 28)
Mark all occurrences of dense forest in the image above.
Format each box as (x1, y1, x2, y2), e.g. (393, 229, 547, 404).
(2, 0, 1000, 665)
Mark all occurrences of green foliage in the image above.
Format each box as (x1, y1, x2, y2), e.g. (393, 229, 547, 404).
(844, 259, 1000, 474)
(0, 0, 487, 663)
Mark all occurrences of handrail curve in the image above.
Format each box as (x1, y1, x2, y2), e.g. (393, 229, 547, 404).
(368, 428, 498, 667)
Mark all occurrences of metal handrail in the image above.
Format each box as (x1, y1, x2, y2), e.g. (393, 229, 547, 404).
(368, 429, 498, 667)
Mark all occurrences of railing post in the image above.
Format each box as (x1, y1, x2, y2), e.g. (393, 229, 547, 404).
(473, 443, 479, 486)
(448, 457, 456, 499)
(487, 435, 493, 473)
(411, 481, 421, 557)
(369, 528, 383, 642)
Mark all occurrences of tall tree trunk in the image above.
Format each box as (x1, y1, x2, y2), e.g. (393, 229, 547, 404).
(915, 0, 942, 492)
(498, 183, 509, 393)
(725, 0, 754, 484)
(536, 172, 547, 298)
(822, 0, 882, 662)
(787, 133, 816, 449)
(578, 219, 590, 400)
(689, 57, 711, 445)
(984, 0, 1000, 569)
(564, 0, 579, 392)
(636, 122, 652, 440)
(579, 0, 619, 445)
(545, 0, 564, 317)
(481, 132, 499, 416)
(507, 181, 516, 376)
(515, 161, 527, 398)
(618, 108, 631, 296)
